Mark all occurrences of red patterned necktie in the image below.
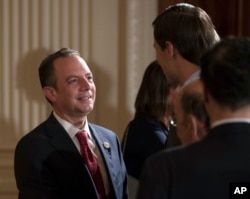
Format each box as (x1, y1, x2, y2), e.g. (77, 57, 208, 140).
(76, 131, 106, 199)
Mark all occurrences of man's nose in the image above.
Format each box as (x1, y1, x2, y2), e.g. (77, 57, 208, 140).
(80, 78, 91, 89)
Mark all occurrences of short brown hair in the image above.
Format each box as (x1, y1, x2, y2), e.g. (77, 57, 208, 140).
(152, 3, 219, 65)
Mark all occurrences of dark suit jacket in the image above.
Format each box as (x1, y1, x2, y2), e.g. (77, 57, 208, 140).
(122, 113, 168, 179)
(137, 122, 250, 199)
(14, 113, 128, 199)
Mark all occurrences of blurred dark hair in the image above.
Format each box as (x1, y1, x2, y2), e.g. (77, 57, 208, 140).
(39, 48, 80, 89)
(201, 37, 250, 111)
(135, 61, 171, 122)
(38, 48, 80, 104)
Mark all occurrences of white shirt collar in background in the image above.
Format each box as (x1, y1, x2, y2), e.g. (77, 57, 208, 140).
(211, 118, 250, 129)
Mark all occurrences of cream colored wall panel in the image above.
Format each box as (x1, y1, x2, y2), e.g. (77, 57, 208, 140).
(0, 150, 17, 197)
(0, 194, 17, 199)
(118, 0, 157, 137)
(0, 168, 17, 192)
(0, 0, 157, 198)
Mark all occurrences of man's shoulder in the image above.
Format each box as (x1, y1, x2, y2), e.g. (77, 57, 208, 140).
(147, 141, 206, 166)
(89, 123, 116, 136)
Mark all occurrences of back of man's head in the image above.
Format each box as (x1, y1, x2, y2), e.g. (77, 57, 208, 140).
(181, 81, 209, 130)
(201, 37, 250, 111)
(152, 3, 220, 65)
(175, 79, 209, 144)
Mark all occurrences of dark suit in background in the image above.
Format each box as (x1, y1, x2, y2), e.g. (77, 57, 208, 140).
(15, 114, 128, 199)
(137, 123, 250, 199)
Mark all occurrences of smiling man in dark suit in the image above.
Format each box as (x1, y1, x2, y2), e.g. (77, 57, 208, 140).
(136, 37, 250, 199)
(14, 48, 128, 199)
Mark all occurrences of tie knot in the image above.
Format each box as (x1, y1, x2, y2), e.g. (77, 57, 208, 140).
(76, 131, 88, 145)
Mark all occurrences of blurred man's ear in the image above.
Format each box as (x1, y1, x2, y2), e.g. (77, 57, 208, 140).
(43, 87, 57, 103)
(189, 114, 207, 143)
(165, 41, 175, 57)
(188, 114, 206, 143)
(187, 114, 198, 142)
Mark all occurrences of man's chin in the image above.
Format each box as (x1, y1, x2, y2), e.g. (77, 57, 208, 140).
(82, 106, 94, 115)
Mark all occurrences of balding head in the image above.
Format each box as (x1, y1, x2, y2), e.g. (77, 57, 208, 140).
(174, 79, 209, 145)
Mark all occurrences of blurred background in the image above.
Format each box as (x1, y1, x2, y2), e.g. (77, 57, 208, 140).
(0, 0, 249, 198)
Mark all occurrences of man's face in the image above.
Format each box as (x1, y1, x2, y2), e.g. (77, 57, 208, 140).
(154, 40, 166, 71)
(153, 40, 179, 85)
(48, 55, 96, 120)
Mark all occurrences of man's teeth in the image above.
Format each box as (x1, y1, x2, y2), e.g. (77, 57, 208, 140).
(79, 96, 90, 100)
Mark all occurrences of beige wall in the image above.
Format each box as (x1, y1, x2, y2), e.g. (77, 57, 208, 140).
(0, 0, 157, 198)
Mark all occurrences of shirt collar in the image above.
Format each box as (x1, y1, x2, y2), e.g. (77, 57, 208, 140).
(211, 118, 250, 129)
(53, 111, 91, 138)
(182, 70, 201, 87)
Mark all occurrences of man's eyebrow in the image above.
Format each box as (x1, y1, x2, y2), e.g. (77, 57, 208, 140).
(65, 75, 78, 81)
(86, 72, 93, 75)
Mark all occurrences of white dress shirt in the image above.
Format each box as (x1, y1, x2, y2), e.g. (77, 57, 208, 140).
(53, 111, 110, 196)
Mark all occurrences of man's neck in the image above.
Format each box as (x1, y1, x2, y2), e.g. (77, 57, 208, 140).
(209, 104, 250, 126)
(53, 110, 87, 129)
(176, 57, 200, 86)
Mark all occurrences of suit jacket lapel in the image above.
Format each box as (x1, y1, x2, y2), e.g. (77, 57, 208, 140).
(43, 114, 99, 198)
(45, 114, 79, 154)
(89, 124, 118, 195)
(89, 125, 114, 172)
(44, 114, 91, 175)
(90, 125, 121, 197)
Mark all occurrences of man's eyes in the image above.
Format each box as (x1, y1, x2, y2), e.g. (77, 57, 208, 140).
(68, 78, 78, 84)
(87, 76, 93, 81)
(67, 76, 93, 84)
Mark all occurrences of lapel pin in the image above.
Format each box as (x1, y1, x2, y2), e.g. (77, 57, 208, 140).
(103, 141, 110, 149)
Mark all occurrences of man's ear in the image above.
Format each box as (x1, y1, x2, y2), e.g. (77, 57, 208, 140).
(189, 114, 207, 142)
(165, 41, 175, 57)
(187, 114, 200, 143)
(43, 87, 56, 103)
